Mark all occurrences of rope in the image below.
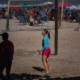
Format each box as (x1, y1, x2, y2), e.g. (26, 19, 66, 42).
(48, 29, 55, 37)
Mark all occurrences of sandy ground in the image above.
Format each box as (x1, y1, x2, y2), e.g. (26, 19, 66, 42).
(0, 19, 80, 80)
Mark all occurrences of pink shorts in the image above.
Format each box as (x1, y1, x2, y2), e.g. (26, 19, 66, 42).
(42, 48, 51, 57)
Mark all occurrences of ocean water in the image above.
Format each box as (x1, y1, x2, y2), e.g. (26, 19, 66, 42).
(0, 0, 54, 4)
(0, 0, 80, 5)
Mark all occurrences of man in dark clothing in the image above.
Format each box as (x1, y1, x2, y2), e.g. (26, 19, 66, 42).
(0, 32, 14, 80)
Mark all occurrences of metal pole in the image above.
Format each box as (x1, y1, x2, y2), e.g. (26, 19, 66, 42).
(54, 0, 58, 55)
(6, 0, 10, 31)
(59, 0, 64, 27)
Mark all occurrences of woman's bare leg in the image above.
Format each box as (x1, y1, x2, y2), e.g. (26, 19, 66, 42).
(46, 58, 49, 73)
(42, 56, 49, 74)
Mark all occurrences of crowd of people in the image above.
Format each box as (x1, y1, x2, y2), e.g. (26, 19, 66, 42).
(48, 8, 80, 23)
(63, 9, 80, 22)
(0, 8, 13, 19)
(14, 6, 48, 26)
(0, 6, 49, 26)
(0, 8, 6, 19)
(0, 6, 80, 25)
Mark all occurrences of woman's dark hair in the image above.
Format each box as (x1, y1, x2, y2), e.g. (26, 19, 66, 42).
(44, 29, 50, 39)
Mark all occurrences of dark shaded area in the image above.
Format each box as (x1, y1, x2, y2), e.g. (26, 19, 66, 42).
(53, 77, 80, 80)
(32, 67, 45, 72)
(10, 74, 80, 80)
(10, 73, 52, 80)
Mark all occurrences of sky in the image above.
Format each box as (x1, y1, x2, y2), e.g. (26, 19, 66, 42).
(0, 0, 80, 5)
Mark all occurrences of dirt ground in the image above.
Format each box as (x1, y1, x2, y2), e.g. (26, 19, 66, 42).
(0, 20, 80, 80)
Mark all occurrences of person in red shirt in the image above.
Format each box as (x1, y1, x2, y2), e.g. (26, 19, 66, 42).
(0, 32, 14, 80)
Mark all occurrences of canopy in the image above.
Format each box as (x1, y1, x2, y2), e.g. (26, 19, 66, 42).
(58, 2, 72, 7)
(78, 5, 80, 7)
(10, 4, 20, 9)
(38, 3, 44, 6)
(52, 2, 72, 9)
(44, 1, 54, 5)
(27, 5, 33, 10)
(76, 6, 80, 10)
(0, 4, 3, 8)
(18, 3, 27, 7)
(0, 4, 8, 8)
(3, 4, 8, 7)
(50, 4, 54, 8)
(69, 5, 77, 10)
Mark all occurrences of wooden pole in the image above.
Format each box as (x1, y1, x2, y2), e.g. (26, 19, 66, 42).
(54, 0, 58, 55)
(6, 0, 10, 31)
(59, 0, 64, 27)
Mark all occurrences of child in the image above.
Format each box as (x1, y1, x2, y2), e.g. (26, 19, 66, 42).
(34, 19, 38, 26)
(30, 16, 34, 26)
(39, 29, 51, 75)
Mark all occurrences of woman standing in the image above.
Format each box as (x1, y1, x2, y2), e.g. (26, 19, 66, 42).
(39, 29, 51, 75)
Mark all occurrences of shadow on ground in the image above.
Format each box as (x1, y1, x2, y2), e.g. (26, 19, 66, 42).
(10, 73, 80, 80)
(32, 67, 45, 72)
(11, 73, 52, 80)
